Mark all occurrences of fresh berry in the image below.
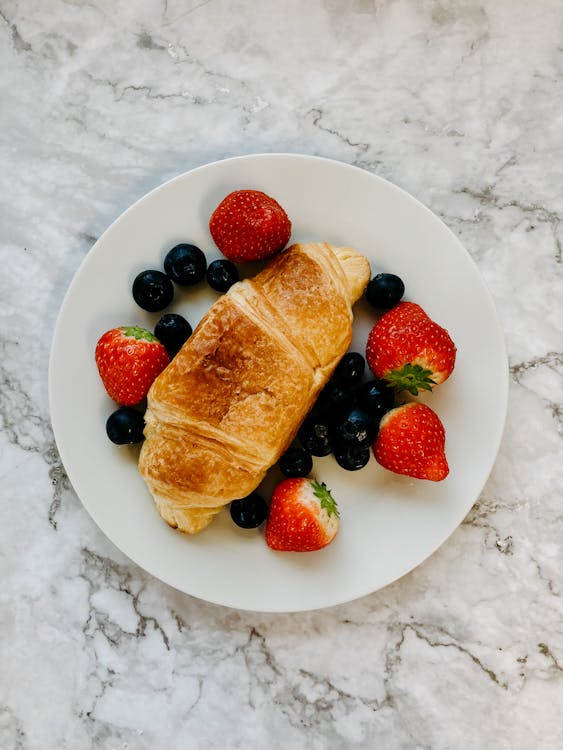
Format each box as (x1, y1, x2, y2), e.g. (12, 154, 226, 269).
(95, 326, 170, 405)
(366, 273, 405, 309)
(106, 407, 145, 445)
(230, 493, 268, 529)
(356, 379, 395, 421)
(333, 443, 370, 471)
(366, 302, 456, 395)
(330, 407, 376, 447)
(265, 478, 340, 552)
(373, 402, 449, 481)
(132, 269, 174, 312)
(206, 259, 239, 292)
(164, 244, 207, 286)
(298, 414, 332, 456)
(154, 313, 192, 356)
(209, 189, 291, 262)
(316, 381, 356, 416)
(333, 352, 365, 385)
(279, 447, 313, 478)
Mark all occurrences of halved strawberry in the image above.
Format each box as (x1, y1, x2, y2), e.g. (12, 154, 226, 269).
(265, 478, 340, 552)
(373, 402, 449, 481)
(209, 189, 291, 262)
(95, 326, 170, 406)
(366, 302, 456, 395)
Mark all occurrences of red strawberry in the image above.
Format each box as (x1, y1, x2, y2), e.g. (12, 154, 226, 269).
(265, 478, 340, 552)
(209, 189, 291, 262)
(366, 301, 456, 395)
(95, 326, 170, 406)
(373, 402, 449, 481)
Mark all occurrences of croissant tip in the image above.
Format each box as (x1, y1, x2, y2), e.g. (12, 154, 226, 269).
(329, 245, 371, 304)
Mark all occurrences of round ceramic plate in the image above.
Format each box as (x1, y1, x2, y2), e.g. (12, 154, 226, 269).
(49, 154, 508, 612)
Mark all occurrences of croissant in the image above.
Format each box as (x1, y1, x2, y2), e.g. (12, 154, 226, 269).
(138, 242, 370, 533)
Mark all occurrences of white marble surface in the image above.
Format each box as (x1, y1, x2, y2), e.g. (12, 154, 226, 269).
(1, 0, 562, 747)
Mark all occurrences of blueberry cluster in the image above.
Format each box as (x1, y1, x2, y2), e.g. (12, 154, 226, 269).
(132, 243, 240, 357)
(279, 352, 396, 473)
(133, 244, 240, 310)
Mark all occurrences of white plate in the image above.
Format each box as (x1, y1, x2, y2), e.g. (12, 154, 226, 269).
(49, 154, 508, 612)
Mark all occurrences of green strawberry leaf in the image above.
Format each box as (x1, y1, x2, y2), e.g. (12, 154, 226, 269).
(120, 326, 159, 342)
(384, 363, 436, 396)
(311, 480, 339, 518)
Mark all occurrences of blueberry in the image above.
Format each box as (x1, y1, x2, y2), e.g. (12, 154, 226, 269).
(316, 381, 356, 416)
(279, 448, 313, 478)
(132, 269, 174, 312)
(366, 273, 405, 309)
(356, 379, 395, 421)
(206, 259, 239, 292)
(334, 443, 370, 471)
(333, 352, 365, 385)
(154, 313, 192, 356)
(298, 414, 332, 456)
(106, 407, 145, 445)
(330, 408, 376, 447)
(230, 492, 268, 529)
(164, 244, 207, 286)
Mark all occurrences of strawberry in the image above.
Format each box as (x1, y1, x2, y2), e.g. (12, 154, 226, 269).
(95, 326, 170, 406)
(365, 302, 456, 395)
(209, 189, 291, 262)
(265, 478, 340, 552)
(373, 402, 449, 481)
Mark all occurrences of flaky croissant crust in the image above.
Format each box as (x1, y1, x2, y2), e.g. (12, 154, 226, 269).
(138, 242, 370, 533)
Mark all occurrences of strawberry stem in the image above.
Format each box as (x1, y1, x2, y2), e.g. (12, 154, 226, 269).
(311, 480, 339, 518)
(384, 363, 436, 396)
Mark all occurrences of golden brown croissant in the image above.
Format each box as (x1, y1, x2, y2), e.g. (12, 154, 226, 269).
(138, 242, 370, 533)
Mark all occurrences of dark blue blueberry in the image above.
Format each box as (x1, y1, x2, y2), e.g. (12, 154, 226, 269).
(366, 273, 405, 309)
(316, 381, 356, 416)
(106, 407, 145, 445)
(132, 269, 174, 312)
(333, 352, 365, 385)
(154, 313, 192, 356)
(333, 443, 370, 471)
(230, 493, 268, 529)
(298, 414, 332, 456)
(330, 408, 376, 447)
(279, 448, 313, 478)
(356, 379, 395, 422)
(206, 259, 239, 292)
(164, 244, 207, 286)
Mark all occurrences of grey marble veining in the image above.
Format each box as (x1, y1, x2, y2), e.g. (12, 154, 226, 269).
(1, 1, 562, 748)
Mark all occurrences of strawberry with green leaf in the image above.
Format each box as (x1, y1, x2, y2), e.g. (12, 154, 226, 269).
(366, 302, 456, 395)
(265, 478, 340, 552)
(95, 326, 170, 406)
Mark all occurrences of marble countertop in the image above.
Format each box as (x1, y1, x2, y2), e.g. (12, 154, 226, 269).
(2, 1, 562, 748)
